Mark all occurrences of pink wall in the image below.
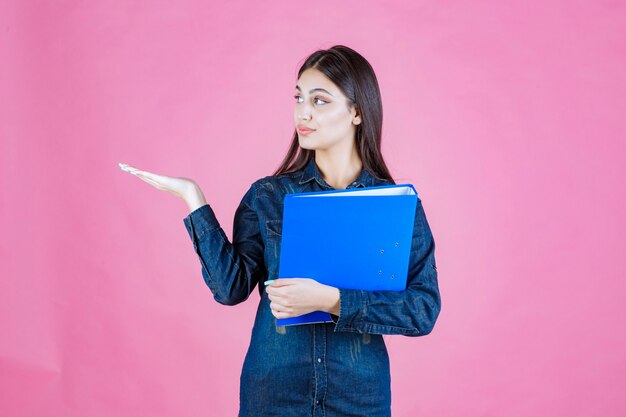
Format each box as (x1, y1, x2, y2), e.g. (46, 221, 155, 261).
(1, 1, 625, 416)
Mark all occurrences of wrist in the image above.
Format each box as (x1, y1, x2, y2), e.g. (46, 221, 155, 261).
(185, 184, 208, 212)
(321, 285, 340, 315)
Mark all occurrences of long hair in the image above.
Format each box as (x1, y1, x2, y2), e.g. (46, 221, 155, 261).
(272, 45, 394, 183)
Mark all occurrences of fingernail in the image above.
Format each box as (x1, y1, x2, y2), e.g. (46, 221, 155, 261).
(264, 280, 274, 286)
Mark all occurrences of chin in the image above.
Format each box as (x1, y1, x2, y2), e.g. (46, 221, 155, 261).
(298, 138, 318, 151)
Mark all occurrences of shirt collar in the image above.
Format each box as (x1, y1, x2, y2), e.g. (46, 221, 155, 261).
(298, 157, 374, 189)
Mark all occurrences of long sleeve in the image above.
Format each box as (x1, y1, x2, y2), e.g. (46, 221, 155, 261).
(182, 183, 267, 306)
(331, 198, 441, 336)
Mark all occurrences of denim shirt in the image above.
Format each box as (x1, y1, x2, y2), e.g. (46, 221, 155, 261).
(183, 157, 441, 417)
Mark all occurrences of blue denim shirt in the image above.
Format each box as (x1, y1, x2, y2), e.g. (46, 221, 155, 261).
(183, 157, 441, 417)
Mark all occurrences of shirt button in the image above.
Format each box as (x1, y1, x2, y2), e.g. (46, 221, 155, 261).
(316, 400, 320, 405)
(317, 358, 322, 363)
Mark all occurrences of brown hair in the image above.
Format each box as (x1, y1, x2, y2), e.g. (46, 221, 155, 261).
(272, 45, 394, 183)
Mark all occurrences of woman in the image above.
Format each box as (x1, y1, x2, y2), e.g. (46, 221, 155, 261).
(119, 45, 441, 417)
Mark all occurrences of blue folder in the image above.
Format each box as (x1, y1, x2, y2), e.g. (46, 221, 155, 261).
(276, 183, 418, 326)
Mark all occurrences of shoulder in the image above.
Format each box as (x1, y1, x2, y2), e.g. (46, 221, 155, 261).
(244, 171, 302, 202)
(376, 179, 395, 186)
(369, 175, 395, 187)
(250, 171, 302, 194)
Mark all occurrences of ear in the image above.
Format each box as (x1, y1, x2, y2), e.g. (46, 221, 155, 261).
(353, 107, 362, 125)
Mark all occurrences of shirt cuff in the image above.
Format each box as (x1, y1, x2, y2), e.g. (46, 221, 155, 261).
(182, 204, 220, 242)
(332, 288, 367, 333)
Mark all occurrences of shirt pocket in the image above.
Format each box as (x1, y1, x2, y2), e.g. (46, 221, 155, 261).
(265, 219, 283, 276)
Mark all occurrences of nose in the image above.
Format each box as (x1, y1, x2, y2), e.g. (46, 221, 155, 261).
(297, 112, 311, 121)
(296, 102, 312, 121)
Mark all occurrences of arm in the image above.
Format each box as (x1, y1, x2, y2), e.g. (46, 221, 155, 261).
(331, 198, 441, 336)
(182, 183, 266, 306)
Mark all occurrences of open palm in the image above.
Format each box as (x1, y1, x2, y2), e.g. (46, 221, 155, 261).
(118, 163, 207, 212)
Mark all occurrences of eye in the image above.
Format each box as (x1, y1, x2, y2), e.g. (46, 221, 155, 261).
(293, 95, 328, 105)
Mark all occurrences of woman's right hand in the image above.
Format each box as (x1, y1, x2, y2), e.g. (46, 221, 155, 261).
(118, 162, 207, 212)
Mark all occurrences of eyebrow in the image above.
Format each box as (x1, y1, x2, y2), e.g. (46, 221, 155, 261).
(295, 85, 335, 97)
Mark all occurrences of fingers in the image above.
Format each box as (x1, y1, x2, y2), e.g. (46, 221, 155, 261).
(266, 287, 288, 301)
(118, 162, 170, 191)
(267, 284, 297, 318)
(271, 310, 291, 319)
(270, 300, 290, 312)
(269, 300, 292, 318)
(119, 163, 160, 181)
(119, 163, 140, 175)
(135, 172, 165, 190)
(266, 278, 297, 287)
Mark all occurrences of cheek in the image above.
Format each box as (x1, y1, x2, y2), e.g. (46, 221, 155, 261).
(319, 108, 351, 131)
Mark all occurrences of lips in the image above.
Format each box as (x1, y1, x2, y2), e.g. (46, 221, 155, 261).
(297, 126, 315, 134)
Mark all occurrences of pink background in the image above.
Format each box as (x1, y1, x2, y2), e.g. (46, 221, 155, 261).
(2, 1, 625, 416)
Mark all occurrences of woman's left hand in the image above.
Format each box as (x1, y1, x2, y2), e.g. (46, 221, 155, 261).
(266, 278, 340, 319)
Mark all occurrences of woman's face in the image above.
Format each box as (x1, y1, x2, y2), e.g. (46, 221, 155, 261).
(293, 68, 361, 153)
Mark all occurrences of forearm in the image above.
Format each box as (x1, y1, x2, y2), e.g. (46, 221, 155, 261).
(328, 199, 441, 336)
(183, 183, 266, 306)
(333, 276, 441, 336)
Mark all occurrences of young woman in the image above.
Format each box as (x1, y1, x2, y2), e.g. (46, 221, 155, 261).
(119, 45, 441, 417)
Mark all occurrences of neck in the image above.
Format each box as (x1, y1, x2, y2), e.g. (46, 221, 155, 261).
(314, 148, 362, 190)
